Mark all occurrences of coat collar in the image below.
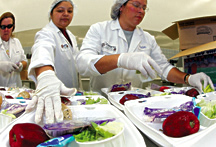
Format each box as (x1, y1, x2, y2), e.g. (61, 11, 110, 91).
(111, 19, 143, 52)
(0, 37, 14, 50)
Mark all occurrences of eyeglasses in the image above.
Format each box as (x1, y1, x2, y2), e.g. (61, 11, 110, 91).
(128, 1, 149, 12)
(0, 24, 14, 30)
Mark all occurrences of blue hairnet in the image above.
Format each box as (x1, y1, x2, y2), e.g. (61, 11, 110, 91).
(111, 0, 128, 20)
(49, 0, 77, 20)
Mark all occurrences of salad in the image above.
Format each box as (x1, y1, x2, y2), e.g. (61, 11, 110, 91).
(196, 99, 216, 119)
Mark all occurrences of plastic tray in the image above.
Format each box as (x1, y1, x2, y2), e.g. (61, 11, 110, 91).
(107, 90, 162, 110)
(0, 105, 146, 147)
(124, 94, 216, 147)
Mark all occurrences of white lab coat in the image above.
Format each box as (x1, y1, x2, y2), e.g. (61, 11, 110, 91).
(76, 19, 174, 93)
(28, 20, 79, 88)
(0, 37, 27, 87)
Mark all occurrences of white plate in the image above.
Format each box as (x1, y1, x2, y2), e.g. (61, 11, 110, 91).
(124, 94, 216, 147)
(0, 105, 146, 147)
(107, 90, 161, 111)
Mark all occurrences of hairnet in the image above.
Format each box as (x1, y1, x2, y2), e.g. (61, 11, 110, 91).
(111, 0, 128, 20)
(49, 0, 77, 20)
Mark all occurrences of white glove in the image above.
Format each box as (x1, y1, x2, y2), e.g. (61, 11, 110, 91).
(188, 72, 214, 92)
(25, 70, 77, 124)
(117, 52, 162, 79)
(14, 62, 23, 72)
(0, 61, 18, 73)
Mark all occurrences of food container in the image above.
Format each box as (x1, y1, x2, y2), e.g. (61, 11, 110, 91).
(75, 126, 125, 147)
(199, 112, 216, 127)
(197, 91, 216, 101)
(196, 92, 216, 127)
(0, 113, 13, 130)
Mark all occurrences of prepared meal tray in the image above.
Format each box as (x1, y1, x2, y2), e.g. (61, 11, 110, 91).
(0, 92, 30, 132)
(0, 105, 146, 147)
(107, 90, 162, 110)
(0, 87, 33, 100)
(124, 94, 216, 147)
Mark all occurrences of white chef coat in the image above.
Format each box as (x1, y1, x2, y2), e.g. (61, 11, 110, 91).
(76, 19, 174, 93)
(0, 37, 27, 87)
(28, 20, 79, 88)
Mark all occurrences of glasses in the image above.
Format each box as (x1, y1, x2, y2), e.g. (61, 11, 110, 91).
(0, 24, 14, 30)
(128, 1, 149, 12)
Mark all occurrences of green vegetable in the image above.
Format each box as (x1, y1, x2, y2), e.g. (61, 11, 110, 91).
(85, 97, 108, 105)
(196, 99, 216, 119)
(99, 98, 108, 104)
(83, 91, 99, 95)
(203, 84, 214, 93)
(153, 92, 171, 96)
(1, 110, 16, 119)
(74, 122, 114, 142)
(74, 121, 123, 142)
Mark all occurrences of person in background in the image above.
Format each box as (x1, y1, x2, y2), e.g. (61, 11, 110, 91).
(26, 0, 78, 124)
(76, 0, 214, 94)
(0, 12, 27, 87)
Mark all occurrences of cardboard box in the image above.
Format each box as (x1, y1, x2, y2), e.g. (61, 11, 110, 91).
(163, 16, 216, 50)
(170, 41, 216, 85)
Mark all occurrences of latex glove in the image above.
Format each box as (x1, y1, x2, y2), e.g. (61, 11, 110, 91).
(0, 61, 18, 73)
(117, 52, 162, 79)
(188, 72, 214, 92)
(14, 62, 23, 72)
(25, 70, 77, 124)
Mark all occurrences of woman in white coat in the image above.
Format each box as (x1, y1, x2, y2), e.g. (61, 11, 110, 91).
(76, 0, 214, 94)
(26, 0, 78, 124)
(0, 12, 27, 87)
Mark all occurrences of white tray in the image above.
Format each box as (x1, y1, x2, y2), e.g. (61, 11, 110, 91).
(107, 90, 162, 111)
(0, 105, 146, 147)
(101, 87, 148, 96)
(124, 94, 216, 147)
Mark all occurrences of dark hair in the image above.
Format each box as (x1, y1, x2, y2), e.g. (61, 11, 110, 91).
(50, 2, 62, 16)
(0, 12, 15, 32)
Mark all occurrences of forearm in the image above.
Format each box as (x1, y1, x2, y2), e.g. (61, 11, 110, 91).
(21, 61, 27, 70)
(167, 67, 189, 84)
(35, 65, 54, 77)
(95, 54, 120, 74)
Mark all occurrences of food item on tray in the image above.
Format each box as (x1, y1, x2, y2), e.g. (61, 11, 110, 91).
(6, 104, 27, 115)
(37, 134, 75, 147)
(159, 86, 170, 92)
(43, 118, 116, 138)
(110, 82, 131, 92)
(119, 94, 139, 105)
(74, 121, 124, 142)
(143, 101, 194, 122)
(162, 111, 200, 137)
(9, 123, 49, 147)
(17, 91, 30, 99)
(61, 96, 71, 105)
(0, 87, 6, 91)
(61, 103, 72, 120)
(1, 109, 16, 119)
(196, 99, 216, 119)
(5, 95, 14, 99)
(203, 84, 214, 93)
(185, 88, 199, 98)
